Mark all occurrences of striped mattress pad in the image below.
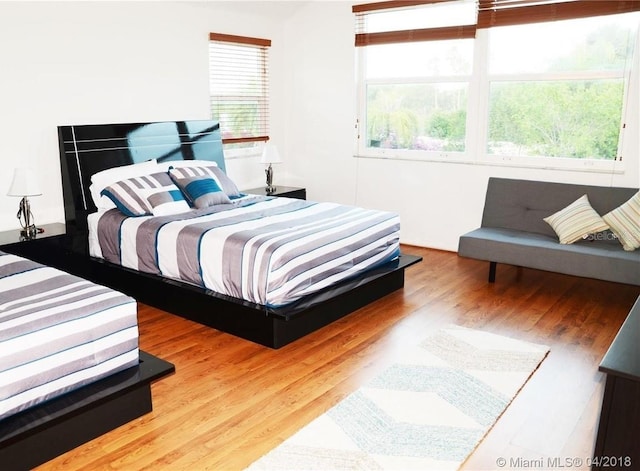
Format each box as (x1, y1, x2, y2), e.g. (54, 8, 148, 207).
(89, 195, 401, 307)
(0, 251, 139, 421)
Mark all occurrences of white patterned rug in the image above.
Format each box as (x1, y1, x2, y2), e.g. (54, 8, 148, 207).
(246, 326, 549, 471)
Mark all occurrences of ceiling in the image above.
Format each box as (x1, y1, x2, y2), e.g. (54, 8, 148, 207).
(192, 1, 314, 19)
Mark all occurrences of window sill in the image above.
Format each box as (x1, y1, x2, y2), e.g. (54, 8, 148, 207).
(354, 152, 626, 174)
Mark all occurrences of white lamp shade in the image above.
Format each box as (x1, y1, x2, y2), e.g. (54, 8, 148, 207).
(260, 143, 282, 164)
(7, 167, 42, 197)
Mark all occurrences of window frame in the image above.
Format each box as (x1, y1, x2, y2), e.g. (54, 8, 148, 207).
(353, 1, 639, 173)
(355, 0, 477, 162)
(208, 32, 271, 158)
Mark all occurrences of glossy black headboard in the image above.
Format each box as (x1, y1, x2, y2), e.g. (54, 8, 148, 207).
(58, 120, 225, 228)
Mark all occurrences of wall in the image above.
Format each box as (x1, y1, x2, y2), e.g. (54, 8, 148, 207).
(283, 1, 640, 251)
(1, 1, 637, 252)
(0, 1, 287, 231)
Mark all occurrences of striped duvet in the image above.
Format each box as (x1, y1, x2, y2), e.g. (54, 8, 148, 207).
(89, 195, 401, 307)
(0, 251, 139, 421)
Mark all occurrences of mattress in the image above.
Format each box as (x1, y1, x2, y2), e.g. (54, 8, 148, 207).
(0, 251, 139, 421)
(89, 195, 401, 307)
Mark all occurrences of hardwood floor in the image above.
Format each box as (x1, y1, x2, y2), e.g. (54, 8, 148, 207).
(37, 246, 639, 471)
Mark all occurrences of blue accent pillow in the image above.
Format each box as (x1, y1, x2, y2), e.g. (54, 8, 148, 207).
(169, 169, 231, 208)
(169, 165, 241, 199)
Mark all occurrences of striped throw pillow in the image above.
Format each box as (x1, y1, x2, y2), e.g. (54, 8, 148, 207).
(101, 172, 189, 217)
(148, 187, 191, 216)
(602, 191, 640, 251)
(543, 194, 609, 244)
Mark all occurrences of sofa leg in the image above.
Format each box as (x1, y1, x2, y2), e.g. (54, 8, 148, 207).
(488, 262, 497, 283)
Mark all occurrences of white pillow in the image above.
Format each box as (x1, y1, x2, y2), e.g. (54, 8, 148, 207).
(89, 159, 158, 209)
(543, 194, 609, 244)
(602, 191, 640, 251)
(156, 159, 218, 172)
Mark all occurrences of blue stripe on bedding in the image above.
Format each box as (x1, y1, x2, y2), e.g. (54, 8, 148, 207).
(0, 252, 139, 421)
(264, 244, 401, 308)
(92, 196, 401, 306)
(2, 297, 137, 345)
(1, 324, 137, 376)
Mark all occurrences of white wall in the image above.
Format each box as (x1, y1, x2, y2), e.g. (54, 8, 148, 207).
(1, 1, 637, 253)
(283, 1, 640, 251)
(0, 1, 287, 231)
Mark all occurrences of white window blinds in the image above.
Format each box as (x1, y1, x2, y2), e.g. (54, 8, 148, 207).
(209, 33, 271, 144)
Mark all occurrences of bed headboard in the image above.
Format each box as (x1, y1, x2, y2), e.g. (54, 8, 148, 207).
(58, 120, 225, 228)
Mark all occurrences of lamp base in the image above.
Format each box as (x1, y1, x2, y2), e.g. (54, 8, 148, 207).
(20, 225, 38, 240)
(264, 164, 277, 195)
(17, 197, 39, 240)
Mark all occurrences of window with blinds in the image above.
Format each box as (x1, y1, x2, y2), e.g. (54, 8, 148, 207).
(208, 33, 271, 148)
(353, 0, 640, 168)
(354, 0, 477, 155)
(353, 0, 477, 46)
(477, 0, 640, 29)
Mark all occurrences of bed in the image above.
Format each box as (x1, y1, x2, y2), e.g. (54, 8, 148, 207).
(0, 251, 174, 470)
(57, 120, 421, 348)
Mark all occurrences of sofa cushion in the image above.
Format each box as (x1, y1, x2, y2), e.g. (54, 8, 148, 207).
(543, 194, 609, 244)
(480, 178, 637, 237)
(458, 227, 640, 285)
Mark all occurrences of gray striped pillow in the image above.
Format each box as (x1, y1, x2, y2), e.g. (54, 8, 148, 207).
(602, 191, 640, 251)
(543, 194, 609, 244)
(101, 172, 188, 217)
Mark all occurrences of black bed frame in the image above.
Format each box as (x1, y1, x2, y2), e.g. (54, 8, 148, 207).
(0, 352, 174, 471)
(57, 119, 421, 349)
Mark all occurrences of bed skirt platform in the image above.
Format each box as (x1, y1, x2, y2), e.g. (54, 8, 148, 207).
(0, 351, 175, 471)
(84, 253, 422, 349)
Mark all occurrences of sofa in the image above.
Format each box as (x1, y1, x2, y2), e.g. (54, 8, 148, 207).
(458, 177, 640, 286)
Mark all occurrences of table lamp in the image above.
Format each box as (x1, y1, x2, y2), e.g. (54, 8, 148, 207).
(260, 143, 282, 194)
(7, 167, 42, 239)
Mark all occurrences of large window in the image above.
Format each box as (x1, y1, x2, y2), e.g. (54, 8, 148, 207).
(209, 33, 271, 155)
(355, 0, 477, 158)
(354, 0, 640, 168)
(364, 40, 473, 153)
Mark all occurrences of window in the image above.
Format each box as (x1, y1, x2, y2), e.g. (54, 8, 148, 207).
(482, 3, 638, 162)
(209, 33, 271, 155)
(354, 0, 640, 168)
(355, 0, 477, 158)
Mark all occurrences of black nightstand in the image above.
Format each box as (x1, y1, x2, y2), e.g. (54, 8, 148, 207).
(0, 222, 68, 266)
(243, 186, 306, 200)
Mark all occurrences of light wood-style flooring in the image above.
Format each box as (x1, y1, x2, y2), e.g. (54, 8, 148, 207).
(38, 245, 640, 470)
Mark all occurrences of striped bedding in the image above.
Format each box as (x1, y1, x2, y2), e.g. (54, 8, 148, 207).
(0, 251, 139, 421)
(88, 195, 401, 307)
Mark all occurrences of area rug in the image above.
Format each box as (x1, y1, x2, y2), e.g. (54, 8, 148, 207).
(246, 326, 549, 471)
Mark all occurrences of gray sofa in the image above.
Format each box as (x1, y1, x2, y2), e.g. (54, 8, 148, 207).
(458, 177, 640, 286)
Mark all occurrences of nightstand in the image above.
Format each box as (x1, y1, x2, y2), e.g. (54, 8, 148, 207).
(0, 222, 68, 266)
(243, 186, 306, 200)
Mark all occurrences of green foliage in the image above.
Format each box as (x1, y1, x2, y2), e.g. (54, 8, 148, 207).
(488, 80, 623, 159)
(485, 23, 631, 159)
(364, 20, 634, 159)
(366, 83, 467, 151)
